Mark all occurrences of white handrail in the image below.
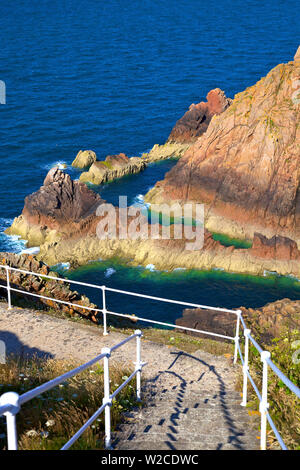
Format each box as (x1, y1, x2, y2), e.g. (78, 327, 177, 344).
(0, 329, 144, 451)
(0, 263, 299, 451)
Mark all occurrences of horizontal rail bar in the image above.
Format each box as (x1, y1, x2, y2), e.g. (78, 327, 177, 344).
(0, 404, 14, 416)
(0, 265, 104, 292)
(61, 402, 106, 450)
(0, 264, 238, 314)
(110, 332, 140, 353)
(19, 351, 106, 405)
(266, 357, 300, 398)
(8, 286, 102, 314)
(246, 370, 262, 402)
(106, 309, 235, 341)
(248, 333, 264, 355)
(105, 285, 239, 314)
(110, 369, 139, 400)
(266, 411, 287, 450)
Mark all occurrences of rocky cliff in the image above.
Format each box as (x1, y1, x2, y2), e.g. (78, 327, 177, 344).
(146, 50, 300, 246)
(143, 88, 231, 162)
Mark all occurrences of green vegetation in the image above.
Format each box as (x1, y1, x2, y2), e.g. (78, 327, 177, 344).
(0, 355, 140, 450)
(237, 327, 300, 450)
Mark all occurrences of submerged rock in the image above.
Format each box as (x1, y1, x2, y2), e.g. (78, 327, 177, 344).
(72, 150, 97, 169)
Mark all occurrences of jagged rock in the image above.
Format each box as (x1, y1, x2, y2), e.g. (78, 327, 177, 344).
(0, 252, 98, 321)
(251, 233, 300, 260)
(7, 168, 102, 242)
(294, 45, 300, 62)
(168, 88, 232, 144)
(143, 89, 231, 162)
(0, 252, 138, 328)
(145, 53, 300, 243)
(72, 150, 97, 168)
(80, 153, 146, 185)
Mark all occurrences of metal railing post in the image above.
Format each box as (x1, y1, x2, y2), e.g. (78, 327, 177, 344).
(102, 347, 112, 449)
(234, 310, 241, 364)
(102, 286, 108, 336)
(260, 350, 271, 450)
(5, 267, 12, 310)
(241, 329, 251, 406)
(0, 392, 20, 450)
(134, 330, 142, 402)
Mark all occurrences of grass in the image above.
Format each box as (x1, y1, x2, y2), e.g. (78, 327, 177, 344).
(236, 329, 300, 450)
(0, 355, 140, 450)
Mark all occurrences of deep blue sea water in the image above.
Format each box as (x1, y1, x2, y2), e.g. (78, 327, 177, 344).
(0, 0, 300, 319)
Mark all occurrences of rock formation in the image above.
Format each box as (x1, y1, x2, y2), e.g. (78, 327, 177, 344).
(143, 88, 231, 162)
(176, 298, 300, 345)
(145, 52, 300, 245)
(72, 150, 97, 168)
(80, 153, 147, 185)
(0, 252, 98, 321)
(6, 167, 102, 246)
(251, 233, 300, 261)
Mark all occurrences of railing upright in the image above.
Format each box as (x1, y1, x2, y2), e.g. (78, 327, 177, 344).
(102, 347, 112, 449)
(0, 391, 19, 450)
(260, 351, 271, 450)
(102, 286, 108, 336)
(241, 329, 251, 407)
(135, 330, 142, 402)
(234, 310, 241, 364)
(5, 267, 12, 310)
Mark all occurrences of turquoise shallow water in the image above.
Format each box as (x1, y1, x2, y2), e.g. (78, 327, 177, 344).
(62, 260, 300, 326)
(0, 0, 299, 319)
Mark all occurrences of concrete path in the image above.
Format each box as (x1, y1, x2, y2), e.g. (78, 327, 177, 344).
(0, 303, 259, 450)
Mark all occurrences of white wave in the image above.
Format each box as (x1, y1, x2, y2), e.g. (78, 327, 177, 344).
(145, 264, 156, 272)
(21, 246, 40, 255)
(43, 161, 68, 171)
(0, 218, 28, 253)
(104, 267, 116, 278)
(51, 262, 70, 272)
(173, 267, 187, 272)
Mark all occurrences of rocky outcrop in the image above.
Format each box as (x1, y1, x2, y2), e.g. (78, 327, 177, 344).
(143, 88, 231, 162)
(251, 233, 300, 261)
(6, 168, 102, 246)
(168, 88, 232, 144)
(176, 298, 300, 344)
(0, 252, 98, 321)
(145, 52, 300, 244)
(72, 150, 97, 169)
(0, 252, 137, 327)
(80, 153, 147, 185)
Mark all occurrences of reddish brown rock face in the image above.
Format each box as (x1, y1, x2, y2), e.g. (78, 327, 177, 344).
(250, 233, 300, 261)
(168, 88, 232, 144)
(148, 55, 300, 242)
(23, 167, 102, 231)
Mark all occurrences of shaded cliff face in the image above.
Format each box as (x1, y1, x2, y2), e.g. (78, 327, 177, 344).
(23, 167, 102, 230)
(167, 88, 232, 144)
(146, 54, 300, 242)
